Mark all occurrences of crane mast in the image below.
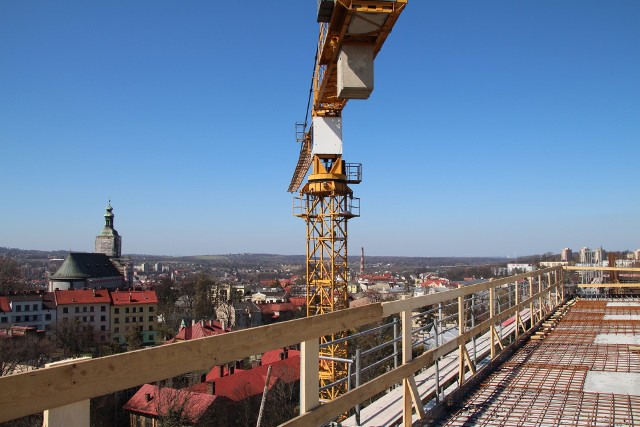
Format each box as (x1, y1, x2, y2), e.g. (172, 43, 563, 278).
(290, 0, 407, 402)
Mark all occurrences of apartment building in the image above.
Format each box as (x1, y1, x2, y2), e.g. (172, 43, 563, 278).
(110, 290, 158, 346)
(53, 289, 111, 343)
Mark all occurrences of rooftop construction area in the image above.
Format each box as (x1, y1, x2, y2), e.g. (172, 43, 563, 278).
(433, 298, 640, 426)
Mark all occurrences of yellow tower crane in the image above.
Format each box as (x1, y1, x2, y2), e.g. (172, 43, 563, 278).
(289, 0, 407, 401)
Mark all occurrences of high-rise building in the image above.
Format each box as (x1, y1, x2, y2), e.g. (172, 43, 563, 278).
(95, 201, 122, 258)
(561, 248, 573, 262)
(579, 246, 605, 265)
(593, 247, 604, 264)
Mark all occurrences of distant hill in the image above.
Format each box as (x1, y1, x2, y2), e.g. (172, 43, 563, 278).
(1, 247, 513, 269)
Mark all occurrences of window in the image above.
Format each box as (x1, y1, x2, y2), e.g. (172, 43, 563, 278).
(15, 305, 22, 312)
(139, 317, 143, 322)
(32, 304, 38, 311)
(90, 316, 94, 322)
(90, 306, 94, 312)
(114, 327, 120, 333)
(149, 307, 154, 312)
(101, 315, 106, 321)
(83, 316, 87, 322)
(125, 318, 129, 324)
(149, 316, 154, 322)
(125, 308, 129, 314)
(149, 325, 153, 331)
(15, 316, 21, 322)
(139, 307, 144, 313)
(133, 307, 137, 313)
(45, 314, 51, 321)
(83, 307, 87, 313)
(75, 307, 80, 313)
(100, 325, 106, 331)
(0, 317, 7, 323)
(101, 305, 106, 312)
(100, 335, 105, 341)
(114, 318, 120, 324)
(114, 308, 120, 314)
(24, 315, 30, 322)
(139, 326, 143, 332)
(63, 307, 69, 314)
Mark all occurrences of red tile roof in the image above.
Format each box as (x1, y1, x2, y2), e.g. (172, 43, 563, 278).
(0, 297, 10, 313)
(205, 365, 245, 382)
(288, 297, 306, 309)
(261, 348, 300, 365)
(111, 290, 158, 305)
(54, 289, 111, 305)
(166, 320, 229, 343)
(124, 384, 217, 423)
(258, 303, 295, 315)
(198, 355, 300, 402)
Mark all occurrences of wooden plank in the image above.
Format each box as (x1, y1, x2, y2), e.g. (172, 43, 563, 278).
(407, 375, 426, 420)
(578, 283, 640, 288)
(300, 339, 319, 414)
(564, 266, 640, 272)
(0, 303, 384, 423)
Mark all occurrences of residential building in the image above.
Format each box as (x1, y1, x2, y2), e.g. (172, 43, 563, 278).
(506, 263, 535, 274)
(166, 320, 228, 343)
(258, 302, 296, 324)
(0, 291, 56, 330)
(561, 247, 572, 262)
(53, 289, 111, 343)
(539, 261, 569, 268)
(232, 301, 262, 330)
(110, 290, 158, 346)
(124, 383, 220, 427)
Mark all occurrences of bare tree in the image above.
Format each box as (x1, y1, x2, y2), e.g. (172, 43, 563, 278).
(215, 302, 236, 329)
(48, 320, 96, 357)
(0, 333, 53, 376)
(0, 257, 24, 294)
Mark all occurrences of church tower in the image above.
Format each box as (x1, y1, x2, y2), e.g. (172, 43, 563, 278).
(95, 201, 122, 258)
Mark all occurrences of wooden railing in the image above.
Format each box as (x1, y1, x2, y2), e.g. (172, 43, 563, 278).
(0, 266, 580, 425)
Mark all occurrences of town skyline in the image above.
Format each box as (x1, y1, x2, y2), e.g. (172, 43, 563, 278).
(2, 1, 638, 257)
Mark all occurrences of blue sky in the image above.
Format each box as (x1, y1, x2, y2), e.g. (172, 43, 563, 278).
(1, 1, 638, 257)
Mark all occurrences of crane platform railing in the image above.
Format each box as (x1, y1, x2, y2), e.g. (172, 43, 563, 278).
(3, 266, 639, 426)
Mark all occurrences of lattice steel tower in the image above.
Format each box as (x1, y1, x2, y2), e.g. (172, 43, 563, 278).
(289, 0, 407, 401)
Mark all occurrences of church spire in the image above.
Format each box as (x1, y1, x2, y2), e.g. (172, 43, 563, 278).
(104, 200, 115, 229)
(96, 200, 122, 258)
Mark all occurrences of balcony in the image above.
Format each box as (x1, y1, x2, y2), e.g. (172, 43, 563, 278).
(1, 266, 638, 426)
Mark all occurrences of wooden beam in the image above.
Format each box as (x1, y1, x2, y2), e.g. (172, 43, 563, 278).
(564, 266, 640, 272)
(578, 283, 640, 288)
(300, 338, 319, 414)
(408, 375, 426, 419)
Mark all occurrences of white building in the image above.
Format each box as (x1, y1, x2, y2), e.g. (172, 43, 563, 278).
(507, 263, 535, 275)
